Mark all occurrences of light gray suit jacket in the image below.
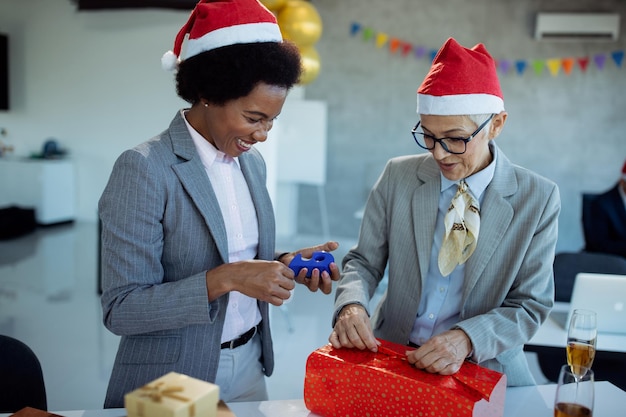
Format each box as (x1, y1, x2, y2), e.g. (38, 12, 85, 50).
(99, 111, 276, 407)
(334, 144, 560, 386)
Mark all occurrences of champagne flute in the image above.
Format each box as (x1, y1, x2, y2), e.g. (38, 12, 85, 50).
(554, 364, 594, 417)
(566, 309, 597, 379)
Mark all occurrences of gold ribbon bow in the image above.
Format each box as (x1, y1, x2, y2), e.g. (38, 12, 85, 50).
(137, 382, 194, 417)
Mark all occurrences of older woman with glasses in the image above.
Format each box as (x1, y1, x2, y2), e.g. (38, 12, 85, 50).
(329, 37, 560, 386)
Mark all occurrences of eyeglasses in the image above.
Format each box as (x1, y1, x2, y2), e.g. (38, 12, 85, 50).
(411, 114, 495, 155)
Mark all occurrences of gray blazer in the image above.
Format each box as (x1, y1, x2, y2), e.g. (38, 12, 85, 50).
(99, 111, 276, 407)
(335, 144, 560, 386)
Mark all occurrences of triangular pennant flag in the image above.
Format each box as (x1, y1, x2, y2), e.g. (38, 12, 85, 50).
(562, 58, 574, 75)
(577, 57, 589, 72)
(362, 27, 374, 41)
(350, 22, 361, 37)
(499, 59, 512, 74)
(546, 58, 561, 77)
(532, 60, 544, 75)
(389, 38, 401, 54)
(414, 46, 426, 59)
(515, 60, 527, 75)
(429, 49, 438, 62)
(401, 42, 413, 56)
(611, 50, 624, 67)
(375, 32, 388, 48)
(594, 53, 606, 70)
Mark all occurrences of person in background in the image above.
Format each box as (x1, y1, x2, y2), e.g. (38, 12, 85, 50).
(329, 38, 560, 386)
(99, 0, 340, 407)
(584, 159, 626, 258)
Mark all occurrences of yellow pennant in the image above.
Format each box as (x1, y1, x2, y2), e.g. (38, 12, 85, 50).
(375, 32, 388, 48)
(547, 59, 561, 76)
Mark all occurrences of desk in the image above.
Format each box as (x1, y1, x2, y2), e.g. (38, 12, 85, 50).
(524, 302, 626, 389)
(2, 382, 624, 417)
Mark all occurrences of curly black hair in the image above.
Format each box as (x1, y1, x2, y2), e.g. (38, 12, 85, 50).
(176, 41, 302, 106)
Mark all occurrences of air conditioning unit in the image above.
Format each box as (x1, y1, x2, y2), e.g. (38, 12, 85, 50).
(534, 12, 620, 41)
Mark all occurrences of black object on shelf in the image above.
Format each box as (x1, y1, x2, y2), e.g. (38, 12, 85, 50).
(0, 206, 36, 240)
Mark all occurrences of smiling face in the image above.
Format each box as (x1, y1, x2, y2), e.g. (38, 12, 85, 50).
(419, 112, 507, 181)
(187, 82, 288, 158)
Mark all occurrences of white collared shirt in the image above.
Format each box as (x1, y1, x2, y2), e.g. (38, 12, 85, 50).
(183, 110, 262, 343)
(409, 143, 498, 346)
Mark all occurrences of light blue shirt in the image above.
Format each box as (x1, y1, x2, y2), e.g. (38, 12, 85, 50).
(409, 143, 498, 346)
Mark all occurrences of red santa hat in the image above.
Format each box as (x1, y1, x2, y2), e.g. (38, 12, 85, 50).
(417, 38, 505, 115)
(161, 0, 282, 71)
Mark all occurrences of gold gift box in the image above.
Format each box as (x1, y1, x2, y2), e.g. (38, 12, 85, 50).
(125, 372, 220, 417)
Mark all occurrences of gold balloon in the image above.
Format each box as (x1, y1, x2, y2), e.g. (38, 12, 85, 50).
(298, 46, 321, 85)
(260, 0, 287, 12)
(277, 0, 323, 47)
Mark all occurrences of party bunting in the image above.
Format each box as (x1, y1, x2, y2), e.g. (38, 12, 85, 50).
(349, 21, 625, 77)
(546, 59, 560, 77)
(562, 58, 574, 75)
(375, 32, 388, 48)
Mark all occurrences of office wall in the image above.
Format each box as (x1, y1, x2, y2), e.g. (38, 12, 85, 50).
(304, 0, 626, 253)
(0, 0, 624, 253)
(0, 0, 188, 222)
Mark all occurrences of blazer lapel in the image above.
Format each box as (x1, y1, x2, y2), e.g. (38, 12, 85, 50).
(413, 158, 441, 282)
(463, 145, 516, 296)
(239, 150, 275, 261)
(168, 111, 230, 263)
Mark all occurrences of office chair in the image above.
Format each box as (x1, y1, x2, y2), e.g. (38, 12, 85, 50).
(553, 251, 626, 302)
(0, 335, 48, 413)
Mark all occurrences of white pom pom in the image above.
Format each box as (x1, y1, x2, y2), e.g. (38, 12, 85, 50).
(161, 50, 179, 71)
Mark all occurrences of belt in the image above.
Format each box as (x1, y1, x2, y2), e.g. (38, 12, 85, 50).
(221, 325, 259, 350)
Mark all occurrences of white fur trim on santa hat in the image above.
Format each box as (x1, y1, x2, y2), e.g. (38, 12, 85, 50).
(417, 93, 505, 116)
(184, 22, 282, 60)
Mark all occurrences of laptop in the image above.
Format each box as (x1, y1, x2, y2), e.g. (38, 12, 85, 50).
(552, 272, 626, 334)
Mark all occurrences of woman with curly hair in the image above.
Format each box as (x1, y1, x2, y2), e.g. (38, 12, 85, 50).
(99, 0, 340, 406)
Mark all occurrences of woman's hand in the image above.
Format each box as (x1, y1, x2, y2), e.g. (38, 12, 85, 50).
(328, 303, 379, 352)
(405, 329, 472, 375)
(205, 260, 296, 306)
(278, 241, 341, 294)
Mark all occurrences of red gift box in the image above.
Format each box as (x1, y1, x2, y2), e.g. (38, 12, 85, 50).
(304, 339, 506, 417)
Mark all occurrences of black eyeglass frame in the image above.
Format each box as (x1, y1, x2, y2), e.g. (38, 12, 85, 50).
(411, 114, 495, 155)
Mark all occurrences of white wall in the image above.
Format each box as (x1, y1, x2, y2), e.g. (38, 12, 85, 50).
(1, 0, 626, 253)
(0, 0, 188, 221)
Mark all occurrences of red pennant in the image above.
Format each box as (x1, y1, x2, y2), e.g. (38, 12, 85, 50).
(577, 57, 589, 72)
(401, 42, 413, 56)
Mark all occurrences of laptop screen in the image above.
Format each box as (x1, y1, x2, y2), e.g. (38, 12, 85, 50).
(568, 273, 626, 335)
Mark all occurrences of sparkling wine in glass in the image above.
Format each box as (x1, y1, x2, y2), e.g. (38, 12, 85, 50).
(554, 364, 594, 417)
(566, 309, 597, 378)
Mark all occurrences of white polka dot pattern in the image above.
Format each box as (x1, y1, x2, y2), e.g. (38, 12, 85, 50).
(303, 339, 507, 417)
